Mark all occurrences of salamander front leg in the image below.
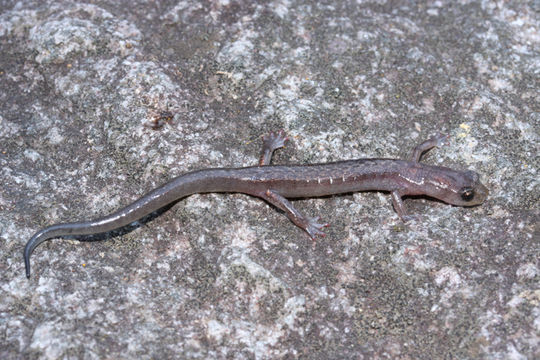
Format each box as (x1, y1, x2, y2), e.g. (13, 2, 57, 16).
(391, 191, 419, 222)
(409, 133, 448, 162)
(259, 130, 289, 166)
(261, 189, 329, 239)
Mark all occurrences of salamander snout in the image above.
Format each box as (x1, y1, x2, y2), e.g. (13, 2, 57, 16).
(448, 170, 489, 206)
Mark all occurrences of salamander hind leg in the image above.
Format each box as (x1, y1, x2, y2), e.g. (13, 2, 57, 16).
(261, 189, 329, 240)
(259, 130, 289, 166)
(409, 133, 449, 162)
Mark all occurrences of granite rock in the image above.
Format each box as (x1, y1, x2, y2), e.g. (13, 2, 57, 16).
(0, 0, 538, 359)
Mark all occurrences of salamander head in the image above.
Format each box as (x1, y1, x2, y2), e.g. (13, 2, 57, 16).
(422, 168, 489, 206)
(402, 165, 488, 207)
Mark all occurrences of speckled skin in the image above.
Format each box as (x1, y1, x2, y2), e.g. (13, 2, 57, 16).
(23, 133, 488, 278)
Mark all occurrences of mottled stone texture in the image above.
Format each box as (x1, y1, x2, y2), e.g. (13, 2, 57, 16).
(0, 0, 538, 359)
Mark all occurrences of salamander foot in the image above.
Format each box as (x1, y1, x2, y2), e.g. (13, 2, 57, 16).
(259, 130, 289, 166)
(305, 216, 330, 240)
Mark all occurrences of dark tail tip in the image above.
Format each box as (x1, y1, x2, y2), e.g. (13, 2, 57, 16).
(24, 226, 59, 279)
(24, 245, 31, 279)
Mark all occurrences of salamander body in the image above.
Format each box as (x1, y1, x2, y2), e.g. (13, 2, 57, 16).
(24, 131, 488, 278)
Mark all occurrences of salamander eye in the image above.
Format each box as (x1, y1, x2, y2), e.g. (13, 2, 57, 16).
(460, 187, 475, 201)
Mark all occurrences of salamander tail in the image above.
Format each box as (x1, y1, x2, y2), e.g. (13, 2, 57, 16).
(24, 226, 63, 279)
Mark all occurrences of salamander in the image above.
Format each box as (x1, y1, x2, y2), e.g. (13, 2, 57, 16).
(23, 131, 488, 278)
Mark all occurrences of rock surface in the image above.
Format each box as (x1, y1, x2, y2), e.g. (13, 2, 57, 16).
(0, 0, 538, 359)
